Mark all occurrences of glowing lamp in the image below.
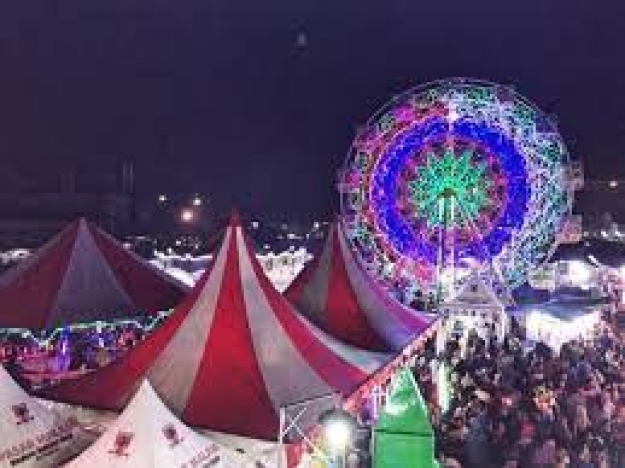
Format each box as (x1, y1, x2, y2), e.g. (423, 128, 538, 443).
(181, 209, 194, 223)
(319, 408, 356, 454)
(567, 260, 591, 286)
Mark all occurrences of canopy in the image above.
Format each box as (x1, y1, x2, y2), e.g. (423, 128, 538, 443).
(42, 213, 389, 440)
(0, 219, 188, 329)
(65, 381, 251, 468)
(515, 307, 601, 351)
(286, 220, 432, 351)
(444, 273, 504, 311)
(373, 368, 439, 468)
(0, 365, 91, 467)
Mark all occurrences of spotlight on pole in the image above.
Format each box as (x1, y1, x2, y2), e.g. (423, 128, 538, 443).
(158, 194, 168, 203)
(192, 195, 202, 206)
(319, 408, 356, 455)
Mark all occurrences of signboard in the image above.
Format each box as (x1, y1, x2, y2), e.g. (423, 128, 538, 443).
(0, 415, 81, 467)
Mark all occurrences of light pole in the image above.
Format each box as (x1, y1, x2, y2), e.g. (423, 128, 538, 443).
(276, 395, 358, 468)
(319, 408, 357, 468)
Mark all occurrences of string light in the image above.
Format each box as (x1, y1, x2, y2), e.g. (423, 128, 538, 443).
(5, 310, 173, 348)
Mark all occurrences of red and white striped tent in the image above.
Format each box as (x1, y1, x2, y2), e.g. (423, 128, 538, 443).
(41, 213, 388, 441)
(0, 219, 188, 329)
(286, 220, 433, 352)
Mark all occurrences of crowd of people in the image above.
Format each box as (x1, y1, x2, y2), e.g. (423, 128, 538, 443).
(413, 317, 624, 468)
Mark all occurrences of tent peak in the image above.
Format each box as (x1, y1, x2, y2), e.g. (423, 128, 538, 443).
(228, 208, 242, 227)
(0, 217, 187, 329)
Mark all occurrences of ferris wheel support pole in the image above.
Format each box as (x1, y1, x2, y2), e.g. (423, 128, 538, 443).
(436, 197, 446, 306)
(436, 193, 458, 305)
(455, 197, 516, 307)
(449, 195, 457, 297)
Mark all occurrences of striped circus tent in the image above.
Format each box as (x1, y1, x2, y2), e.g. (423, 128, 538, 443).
(41, 212, 389, 441)
(65, 381, 253, 468)
(286, 220, 433, 352)
(0, 365, 91, 467)
(0, 219, 188, 329)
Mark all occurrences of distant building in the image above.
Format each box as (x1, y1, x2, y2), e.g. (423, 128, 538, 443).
(576, 179, 625, 227)
(0, 157, 134, 248)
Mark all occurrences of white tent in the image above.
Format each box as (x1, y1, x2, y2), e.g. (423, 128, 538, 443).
(65, 380, 256, 468)
(519, 308, 601, 351)
(440, 273, 508, 346)
(0, 366, 90, 468)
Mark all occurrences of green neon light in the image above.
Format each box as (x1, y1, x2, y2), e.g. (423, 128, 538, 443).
(409, 149, 490, 227)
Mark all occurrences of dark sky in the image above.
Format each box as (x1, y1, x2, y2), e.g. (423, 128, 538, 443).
(0, 0, 624, 219)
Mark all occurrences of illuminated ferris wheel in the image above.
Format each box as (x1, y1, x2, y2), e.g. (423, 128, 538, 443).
(339, 79, 579, 306)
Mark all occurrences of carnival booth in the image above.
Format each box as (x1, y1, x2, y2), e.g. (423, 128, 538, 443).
(439, 273, 508, 350)
(512, 299, 605, 351)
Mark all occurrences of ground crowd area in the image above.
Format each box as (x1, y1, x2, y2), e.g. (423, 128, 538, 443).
(415, 316, 625, 468)
(0, 312, 623, 468)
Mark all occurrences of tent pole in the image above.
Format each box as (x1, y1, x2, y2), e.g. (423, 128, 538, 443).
(277, 407, 285, 468)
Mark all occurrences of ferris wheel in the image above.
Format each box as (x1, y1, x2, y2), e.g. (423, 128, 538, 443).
(339, 79, 579, 306)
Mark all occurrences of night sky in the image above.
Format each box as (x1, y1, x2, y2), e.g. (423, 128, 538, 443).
(1, 1, 625, 220)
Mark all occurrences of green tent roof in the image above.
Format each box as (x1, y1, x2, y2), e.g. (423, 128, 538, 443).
(373, 367, 440, 468)
(375, 367, 433, 436)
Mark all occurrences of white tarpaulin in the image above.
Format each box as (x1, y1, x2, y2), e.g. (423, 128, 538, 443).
(0, 366, 90, 468)
(522, 309, 601, 351)
(65, 380, 254, 468)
